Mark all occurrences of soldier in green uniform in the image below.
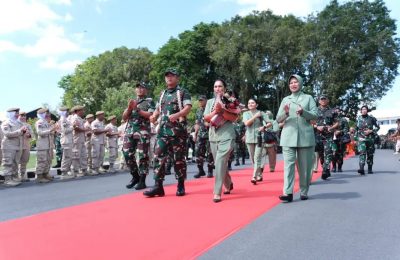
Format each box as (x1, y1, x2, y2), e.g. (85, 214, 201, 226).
(122, 82, 155, 190)
(193, 95, 214, 178)
(314, 94, 338, 180)
(233, 119, 246, 166)
(144, 68, 192, 197)
(53, 128, 62, 170)
(332, 107, 350, 172)
(355, 105, 380, 174)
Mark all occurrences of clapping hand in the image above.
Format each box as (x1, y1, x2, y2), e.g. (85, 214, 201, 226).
(128, 99, 137, 110)
(296, 105, 303, 115)
(284, 103, 290, 114)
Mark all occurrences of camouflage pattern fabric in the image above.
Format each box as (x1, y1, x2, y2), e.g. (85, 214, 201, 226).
(355, 115, 380, 165)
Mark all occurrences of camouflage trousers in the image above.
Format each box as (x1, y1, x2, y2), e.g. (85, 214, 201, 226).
(55, 144, 62, 163)
(36, 149, 52, 175)
(61, 148, 72, 173)
(18, 148, 30, 175)
(1, 149, 20, 176)
(317, 138, 336, 171)
(153, 135, 187, 181)
(108, 146, 118, 165)
(195, 137, 214, 169)
(234, 141, 246, 162)
(91, 143, 105, 170)
(72, 142, 87, 172)
(357, 139, 375, 165)
(122, 135, 150, 176)
(332, 140, 346, 167)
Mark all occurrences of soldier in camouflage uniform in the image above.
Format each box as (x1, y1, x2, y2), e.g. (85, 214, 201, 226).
(233, 119, 246, 166)
(314, 94, 338, 180)
(332, 108, 350, 172)
(53, 129, 62, 169)
(355, 105, 380, 175)
(144, 68, 192, 197)
(193, 95, 214, 178)
(123, 82, 155, 190)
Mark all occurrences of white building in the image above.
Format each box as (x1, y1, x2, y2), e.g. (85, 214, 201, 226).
(370, 110, 400, 135)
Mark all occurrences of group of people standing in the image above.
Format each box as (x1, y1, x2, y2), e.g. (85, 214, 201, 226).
(0, 70, 384, 204)
(0, 106, 121, 187)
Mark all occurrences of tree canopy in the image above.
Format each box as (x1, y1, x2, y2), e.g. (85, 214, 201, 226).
(59, 0, 399, 123)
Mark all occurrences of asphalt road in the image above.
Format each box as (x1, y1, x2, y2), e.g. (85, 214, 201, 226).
(1, 150, 399, 260)
(200, 149, 400, 260)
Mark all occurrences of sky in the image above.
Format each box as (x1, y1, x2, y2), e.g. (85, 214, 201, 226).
(0, 0, 399, 119)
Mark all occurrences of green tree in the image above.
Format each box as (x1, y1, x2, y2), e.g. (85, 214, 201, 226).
(59, 47, 153, 114)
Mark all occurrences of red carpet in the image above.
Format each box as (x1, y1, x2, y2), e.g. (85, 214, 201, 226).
(0, 161, 322, 260)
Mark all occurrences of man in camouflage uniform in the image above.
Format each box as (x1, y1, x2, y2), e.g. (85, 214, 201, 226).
(193, 95, 214, 178)
(91, 111, 109, 175)
(105, 115, 119, 173)
(234, 119, 246, 166)
(53, 128, 62, 169)
(35, 108, 56, 183)
(314, 94, 338, 180)
(72, 105, 89, 177)
(123, 82, 155, 190)
(17, 112, 33, 182)
(84, 114, 94, 172)
(355, 105, 380, 174)
(144, 68, 192, 197)
(1, 108, 26, 187)
(57, 107, 75, 180)
(332, 108, 350, 172)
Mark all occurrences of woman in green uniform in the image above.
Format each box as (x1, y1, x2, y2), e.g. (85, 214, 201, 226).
(276, 74, 318, 202)
(243, 98, 272, 184)
(204, 79, 240, 203)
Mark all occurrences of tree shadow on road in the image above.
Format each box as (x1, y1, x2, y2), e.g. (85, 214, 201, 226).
(311, 192, 361, 200)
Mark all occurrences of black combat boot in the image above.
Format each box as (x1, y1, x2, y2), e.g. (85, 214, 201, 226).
(207, 165, 214, 178)
(234, 159, 240, 166)
(367, 165, 373, 174)
(242, 157, 245, 165)
(358, 163, 365, 175)
(126, 171, 140, 189)
(176, 177, 185, 196)
(134, 174, 147, 190)
(193, 166, 206, 178)
(321, 169, 330, 180)
(338, 163, 343, 172)
(143, 180, 165, 197)
(332, 162, 337, 172)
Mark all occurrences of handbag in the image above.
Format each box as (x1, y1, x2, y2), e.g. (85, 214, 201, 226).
(263, 130, 277, 144)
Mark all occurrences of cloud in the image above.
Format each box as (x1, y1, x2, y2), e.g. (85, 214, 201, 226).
(0, 0, 86, 71)
(39, 56, 81, 71)
(234, 0, 329, 17)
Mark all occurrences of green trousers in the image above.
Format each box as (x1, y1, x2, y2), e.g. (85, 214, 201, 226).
(210, 139, 234, 195)
(282, 146, 314, 196)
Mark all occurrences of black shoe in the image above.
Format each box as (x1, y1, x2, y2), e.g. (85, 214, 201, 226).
(279, 194, 293, 202)
(176, 178, 185, 196)
(338, 164, 343, 172)
(321, 170, 329, 180)
(251, 178, 257, 185)
(367, 165, 373, 174)
(143, 181, 165, 197)
(300, 195, 309, 200)
(223, 183, 233, 194)
(126, 177, 139, 189)
(193, 168, 206, 178)
(213, 196, 221, 203)
(332, 167, 336, 173)
(134, 175, 147, 190)
(207, 166, 214, 178)
(234, 160, 240, 166)
(242, 158, 245, 165)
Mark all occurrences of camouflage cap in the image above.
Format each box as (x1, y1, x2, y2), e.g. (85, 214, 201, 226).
(74, 105, 85, 111)
(107, 115, 116, 121)
(37, 108, 48, 114)
(85, 114, 94, 119)
(164, 68, 179, 76)
(198, 95, 207, 100)
(95, 111, 104, 116)
(6, 107, 20, 112)
(135, 81, 148, 89)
